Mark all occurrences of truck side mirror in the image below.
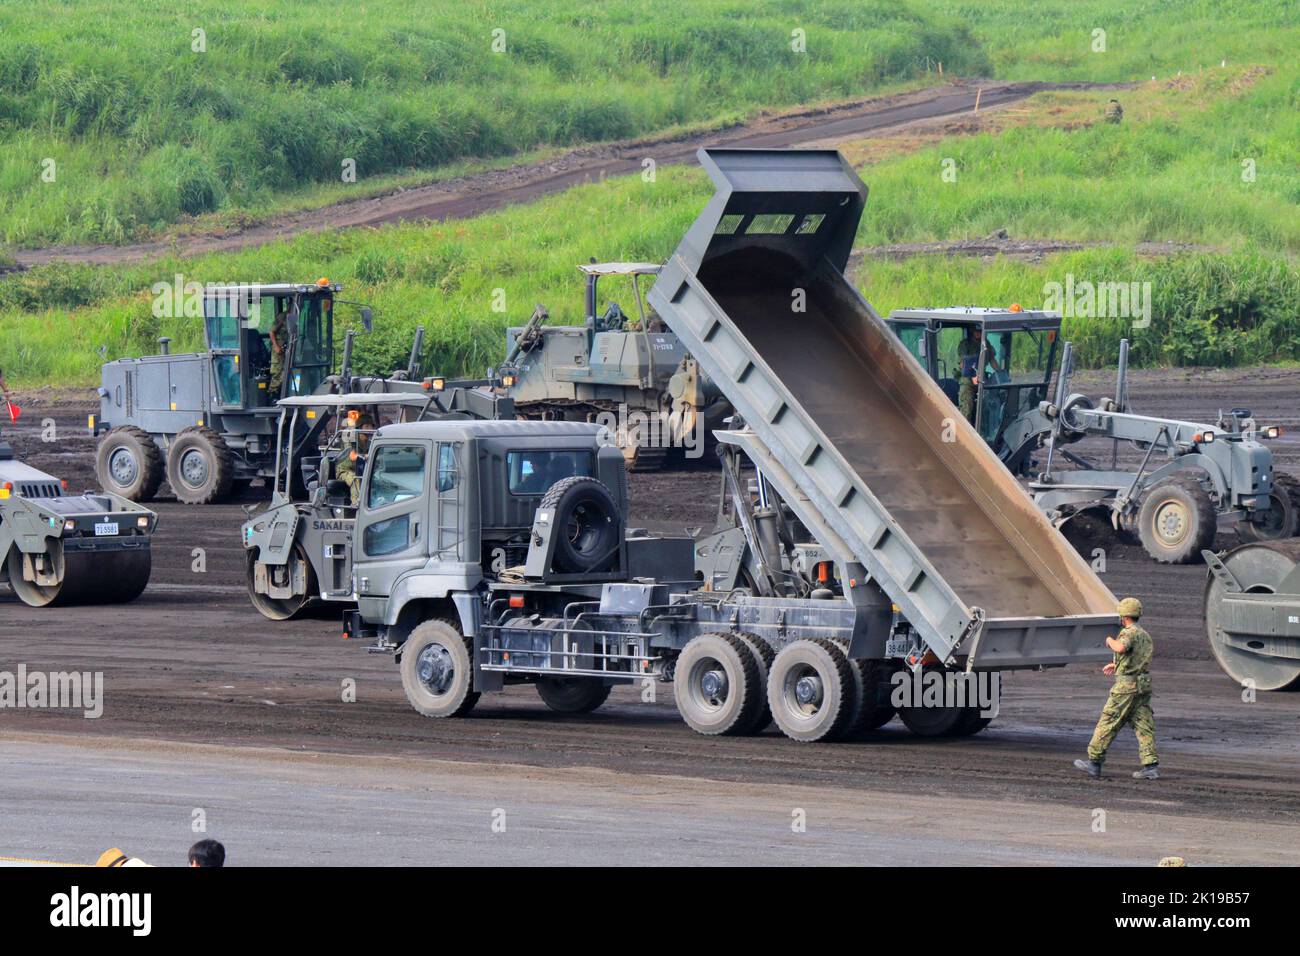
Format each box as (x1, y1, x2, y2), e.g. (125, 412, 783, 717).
(361, 307, 373, 332)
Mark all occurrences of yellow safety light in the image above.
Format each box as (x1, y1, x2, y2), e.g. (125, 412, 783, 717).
(305, 410, 316, 420)
(316, 277, 331, 287)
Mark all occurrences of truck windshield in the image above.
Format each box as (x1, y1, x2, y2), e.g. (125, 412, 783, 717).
(367, 444, 427, 508)
(507, 449, 594, 495)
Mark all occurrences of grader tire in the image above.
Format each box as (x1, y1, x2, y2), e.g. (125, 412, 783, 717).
(1137, 475, 1217, 564)
(166, 427, 234, 504)
(1237, 472, 1300, 543)
(95, 426, 164, 502)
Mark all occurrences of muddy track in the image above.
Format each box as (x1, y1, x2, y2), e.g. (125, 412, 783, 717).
(8, 80, 1128, 270)
(2, 366, 1299, 831)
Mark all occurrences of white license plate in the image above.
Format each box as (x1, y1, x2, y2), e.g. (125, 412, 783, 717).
(94, 522, 119, 536)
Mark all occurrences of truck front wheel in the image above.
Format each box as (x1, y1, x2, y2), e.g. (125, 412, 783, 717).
(400, 620, 479, 718)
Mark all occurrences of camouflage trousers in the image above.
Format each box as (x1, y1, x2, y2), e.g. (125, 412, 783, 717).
(1088, 679, 1158, 765)
(958, 378, 976, 424)
(269, 353, 283, 394)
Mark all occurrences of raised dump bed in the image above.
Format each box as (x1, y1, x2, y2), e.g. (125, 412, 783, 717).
(649, 148, 1116, 664)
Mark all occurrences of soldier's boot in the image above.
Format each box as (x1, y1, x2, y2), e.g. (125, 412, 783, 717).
(1132, 764, 1159, 780)
(1073, 758, 1102, 778)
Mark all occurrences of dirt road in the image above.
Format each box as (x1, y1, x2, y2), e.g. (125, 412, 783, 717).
(9, 80, 1123, 270)
(2, 366, 1298, 864)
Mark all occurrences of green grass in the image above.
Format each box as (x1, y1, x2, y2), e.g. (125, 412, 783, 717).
(0, 0, 990, 247)
(2, 0, 1298, 384)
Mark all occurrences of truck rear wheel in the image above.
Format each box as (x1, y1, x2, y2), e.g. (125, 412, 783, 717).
(95, 426, 164, 501)
(766, 639, 853, 743)
(898, 701, 966, 737)
(843, 659, 896, 737)
(1237, 472, 1300, 542)
(1137, 475, 1217, 564)
(951, 707, 993, 736)
(166, 427, 233, 504)
(536, 677, 611, 714)
(400, 620, 479, 718)
(732, 632, 774, 734)
(673, 632, 763, 736)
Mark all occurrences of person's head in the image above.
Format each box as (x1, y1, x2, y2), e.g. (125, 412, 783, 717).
(188, 839, 225, 868)
(1116, 596, 1142, 626)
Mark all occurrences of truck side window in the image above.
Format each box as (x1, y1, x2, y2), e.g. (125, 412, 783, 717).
(363, 515, 409, 557)
(506, 450, 593, 495)
(366, 444, 427, 509)
(436, 443, 457, 493)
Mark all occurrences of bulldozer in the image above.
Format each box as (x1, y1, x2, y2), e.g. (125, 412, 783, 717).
(498, 261, 730, 470)
(92, 279, 382, 504)
(0, 437, 156, 607)
(886, 307, 1296, 563)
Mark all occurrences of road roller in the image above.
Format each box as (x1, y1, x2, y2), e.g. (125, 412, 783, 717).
(1203, 543, 1300, 691)
(0, 440, 157, 607)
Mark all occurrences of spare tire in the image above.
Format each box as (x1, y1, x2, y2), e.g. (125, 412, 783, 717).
(540, 476, 621, 573)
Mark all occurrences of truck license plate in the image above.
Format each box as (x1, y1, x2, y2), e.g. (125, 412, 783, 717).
(94, 522, 119, 536)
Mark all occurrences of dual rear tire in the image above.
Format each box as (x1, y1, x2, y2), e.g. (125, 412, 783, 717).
(672, 634, 984, 742)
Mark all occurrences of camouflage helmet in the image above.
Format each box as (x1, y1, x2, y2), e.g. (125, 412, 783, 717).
(1116, 597, 1143, 619)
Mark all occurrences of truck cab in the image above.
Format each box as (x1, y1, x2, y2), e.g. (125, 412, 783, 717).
(887, 307, 1060, 475)
(349, 420, 631, 639)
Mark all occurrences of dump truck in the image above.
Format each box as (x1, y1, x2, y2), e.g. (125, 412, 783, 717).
(886, 308, 1296, 564)
(93, 280, 385, 504)
(0, 438, 157, 607)
(1203, 543, 1300, 691)
(499, 262, 730, 469)
(242, 382, 512, 620)
(343, 148, 1119, 742)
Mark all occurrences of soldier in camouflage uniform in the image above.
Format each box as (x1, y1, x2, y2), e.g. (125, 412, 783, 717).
(269, 306, 289, 396)
(1104, 99, 1123, 124)
(1074, 597, 1160, 779)
(333, 408, 375, 507)
(956, 328, 999, 426)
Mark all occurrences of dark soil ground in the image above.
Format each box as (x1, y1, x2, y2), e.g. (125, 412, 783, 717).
(2, 365, 1299, 845)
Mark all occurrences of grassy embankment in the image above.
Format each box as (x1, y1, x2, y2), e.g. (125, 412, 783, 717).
(1, 0, 1296, 382)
